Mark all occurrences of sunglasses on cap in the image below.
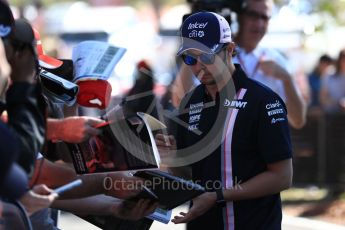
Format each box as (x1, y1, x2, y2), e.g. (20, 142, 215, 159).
(181, 44, 228, 66)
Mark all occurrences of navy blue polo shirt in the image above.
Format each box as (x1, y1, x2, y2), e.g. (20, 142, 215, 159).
(175, 64, 292, 230)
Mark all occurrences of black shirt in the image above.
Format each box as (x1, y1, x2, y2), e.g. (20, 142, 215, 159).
(4, 82, 46, 175)
(175, 64, 292, 230)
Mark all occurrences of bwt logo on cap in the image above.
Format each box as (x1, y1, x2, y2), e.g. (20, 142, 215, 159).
(177, 11, 232, 55)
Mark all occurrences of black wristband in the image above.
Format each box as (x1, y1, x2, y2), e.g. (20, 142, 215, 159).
(215, 189, 226, 207)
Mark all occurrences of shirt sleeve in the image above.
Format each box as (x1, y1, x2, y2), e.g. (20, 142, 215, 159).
(0, 121, 19, 187)
(257, 93, 292, 164)
(6, 82, 46, 175)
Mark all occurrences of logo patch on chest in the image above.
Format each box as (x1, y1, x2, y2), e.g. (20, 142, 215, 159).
(224, 99, 247, 109)
(188, 102, 203, 131)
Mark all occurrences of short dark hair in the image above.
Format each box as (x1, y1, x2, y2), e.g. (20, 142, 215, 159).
(319, 54, 333, 63)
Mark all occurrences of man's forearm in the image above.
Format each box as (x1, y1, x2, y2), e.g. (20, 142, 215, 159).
(31, 159, 105, 199)
(52, 195, 120, 216)
(58, 173, 106, 199)
(46, 118, 63, 141)
(32, 159, 140, 200)
(283, 77, 307, 129)
(223, 159, 292, 202)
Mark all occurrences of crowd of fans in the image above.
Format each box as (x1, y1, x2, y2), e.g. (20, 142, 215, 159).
(1, 0, 345, 229)
(0, 1, 158, 229)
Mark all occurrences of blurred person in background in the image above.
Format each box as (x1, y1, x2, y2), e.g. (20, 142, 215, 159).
(320, 49, 345, 112)
(30, 68, 157, 229)
(30, 107, 156, 229)
(0, 23, 57, 229)
(29, 155, 157, 230)
(1, 1, 46, 175)
(308, 54, 334, 108)
(169, 58, 198, 109)
(0, 136, 57, 225)
(234, 0, 307, 129)
(2, 3, 156, 228)
(160, 57, 198, 138)
(122, 60, 158, 119)
(1, 108, 56, 230)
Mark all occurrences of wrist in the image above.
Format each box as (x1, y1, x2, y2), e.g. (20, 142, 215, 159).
(47, 119, 64, 141)
(109, 200, 121, 217)
(208, 191, 217, 204)
(279, 71, 292, 84)
(103, 173, 112, 195)
(215, 189, 226, 207)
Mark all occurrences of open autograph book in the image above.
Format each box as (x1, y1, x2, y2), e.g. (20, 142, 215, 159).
(67, 112, 165, 174)
(67, 112, 205, 222)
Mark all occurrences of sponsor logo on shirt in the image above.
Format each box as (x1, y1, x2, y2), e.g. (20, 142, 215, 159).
(189, 108, 202, 115)
(266, 100, 281, 110)
(224, 99, 247, 109)
(189, 102, 203, 113)
(271, 117, 285, 124)
(266, 100, 284, 116)
(267, 108, 284, 116)
(189, 114, 201, 123)
(188, 124, 199, 131)
(188, 102, 203, 131)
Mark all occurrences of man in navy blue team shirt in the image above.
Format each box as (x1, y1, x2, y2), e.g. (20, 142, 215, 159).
(157, 11, 292, 230)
